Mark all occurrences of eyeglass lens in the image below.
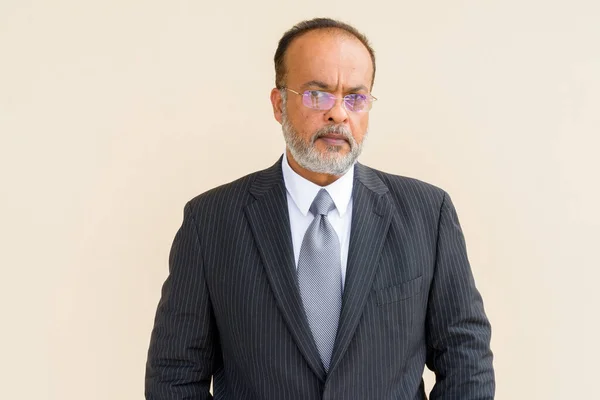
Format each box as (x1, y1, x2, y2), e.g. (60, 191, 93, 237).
(301, 90, 371, 112)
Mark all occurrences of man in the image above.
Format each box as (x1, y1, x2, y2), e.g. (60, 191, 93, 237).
(145, 18, 495, 400)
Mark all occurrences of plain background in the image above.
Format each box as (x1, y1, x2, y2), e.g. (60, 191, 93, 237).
(1, 0, 599, 399)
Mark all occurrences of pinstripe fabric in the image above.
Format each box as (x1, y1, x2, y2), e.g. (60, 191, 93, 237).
(145, 158, 495, 400)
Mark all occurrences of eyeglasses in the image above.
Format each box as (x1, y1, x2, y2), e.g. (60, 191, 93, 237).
(282, 88, 377, 113)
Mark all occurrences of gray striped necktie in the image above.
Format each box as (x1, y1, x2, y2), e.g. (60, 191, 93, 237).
(297, 189, 342, 371)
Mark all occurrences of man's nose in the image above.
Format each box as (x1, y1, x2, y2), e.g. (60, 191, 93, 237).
(325, 100, 349, 124)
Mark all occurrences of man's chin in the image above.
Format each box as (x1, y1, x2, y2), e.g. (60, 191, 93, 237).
(314, 142, 350, 155)
(301, 155, 355, 175)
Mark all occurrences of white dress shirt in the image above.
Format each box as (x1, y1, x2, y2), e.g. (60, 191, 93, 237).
(281, 152, 354, 289)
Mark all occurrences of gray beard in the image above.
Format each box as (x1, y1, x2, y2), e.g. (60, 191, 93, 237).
(281, 99, 366, 176)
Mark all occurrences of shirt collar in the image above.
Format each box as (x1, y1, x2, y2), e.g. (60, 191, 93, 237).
(281, 152, 354, 217)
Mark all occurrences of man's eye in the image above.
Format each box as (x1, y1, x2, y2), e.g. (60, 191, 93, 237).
(309, 91, 324, 98)
(349, 94, 367, 102)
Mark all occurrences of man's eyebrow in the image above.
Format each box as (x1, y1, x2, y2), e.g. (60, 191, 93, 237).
(299, 81, 370, 93)
(347, 84, 369, 93)
(300, 80, 330, 90)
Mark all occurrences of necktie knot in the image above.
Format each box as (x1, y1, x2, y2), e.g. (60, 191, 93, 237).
(310, 189, 336, 217)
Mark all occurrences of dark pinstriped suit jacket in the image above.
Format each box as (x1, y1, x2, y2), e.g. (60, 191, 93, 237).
(145, 159, 495, 399)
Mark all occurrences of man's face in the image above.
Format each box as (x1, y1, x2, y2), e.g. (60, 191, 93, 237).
(271, 29, 374, 176)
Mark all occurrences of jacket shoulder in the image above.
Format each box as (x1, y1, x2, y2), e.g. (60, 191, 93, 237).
(183, 168, 262, 216)
(366, 166, 447, 204)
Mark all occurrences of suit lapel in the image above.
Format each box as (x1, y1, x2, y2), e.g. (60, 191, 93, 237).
(243, 158, 327, 382)
(329, 163, 392, 373)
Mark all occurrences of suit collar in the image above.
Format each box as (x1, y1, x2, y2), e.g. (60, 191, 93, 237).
(247, 157, 285, 199)
(354, 161, 389, 196)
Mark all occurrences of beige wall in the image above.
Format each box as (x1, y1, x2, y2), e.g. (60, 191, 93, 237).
(1, 1, 599, 399)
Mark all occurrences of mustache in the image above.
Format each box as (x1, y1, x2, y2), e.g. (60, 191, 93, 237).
(311, 125, 353, 142)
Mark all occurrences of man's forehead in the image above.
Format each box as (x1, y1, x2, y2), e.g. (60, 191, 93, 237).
(284, 30, 373, 89)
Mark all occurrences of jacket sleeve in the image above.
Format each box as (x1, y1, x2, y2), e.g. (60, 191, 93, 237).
(426, 192, 495, 399)
(145, 202, 219, 399)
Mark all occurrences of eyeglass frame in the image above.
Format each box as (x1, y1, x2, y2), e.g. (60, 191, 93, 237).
(281, 87, 378, 113)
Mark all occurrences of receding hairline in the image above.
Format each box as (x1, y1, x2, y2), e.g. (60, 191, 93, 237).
(286, 27, 369, 53)
(280, 28, 375, 88)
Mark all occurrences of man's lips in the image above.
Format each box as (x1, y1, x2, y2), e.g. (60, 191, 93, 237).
(317, 134, 349, 146)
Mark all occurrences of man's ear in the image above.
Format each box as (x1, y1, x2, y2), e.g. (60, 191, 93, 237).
(270, 88, 284, 124)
